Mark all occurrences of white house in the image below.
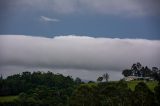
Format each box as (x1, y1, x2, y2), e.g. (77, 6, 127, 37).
(124, 76, 152, 81)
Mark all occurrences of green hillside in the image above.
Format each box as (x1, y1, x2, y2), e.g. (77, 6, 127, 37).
(0, 81, 158, 103)
(127, 80, 158, 91)
(82, 80, 158, 92)
(0, 96, 18, 103)
(0, 71, 159, 106)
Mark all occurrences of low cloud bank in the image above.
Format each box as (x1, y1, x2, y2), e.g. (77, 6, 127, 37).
(0, 35, 160, 72)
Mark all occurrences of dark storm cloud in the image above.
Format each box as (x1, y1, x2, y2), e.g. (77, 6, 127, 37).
(1, 0, 160, 16)
(137, 0, 160, 15)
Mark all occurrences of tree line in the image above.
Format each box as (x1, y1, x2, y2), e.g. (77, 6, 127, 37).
(122, 62, 160, 81)
(70, 81, 160, 106)
(0, 66, 160, 106)
(0, 71, 83, 106)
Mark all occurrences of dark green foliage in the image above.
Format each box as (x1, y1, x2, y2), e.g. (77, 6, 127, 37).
(152, 72, 160, 82)
(0, 71, 76, 106)
(122, 69, 132, 77)
(69, 84, 100, 106)
(70, 81, 159, 106)
(98, 81, 133, 106)
(154, 84, 160, 105)
(0, 71, 75, 96)
(16, 86, 71, 106)
(133, 82, 155, 106)
(70, 81, 132, 106)
(0, 71, 160, 106)
(75, 77, 82, 85)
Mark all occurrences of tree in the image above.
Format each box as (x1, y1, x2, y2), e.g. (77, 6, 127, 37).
(69, 84, 100, 106)
(133, 82, 155, 106)
(0, 74, 2, 80)
(154, 84, 160, 105)
(122, 62, 159, 80)
(97, 73, 109, 82)
(98, 81, 132, 106)
(136, 62, 142, 70)
(144, 66, 152, 77)
(131, 63, 137, 70)
(97, 76, 103, 82)
(152, 72, 160, 82)
(103, 73, 109, 82)
(122, 69, 132, 77)
(75, 77, 82, 84)
(131, 62, 143, 77)
(152, 67, 158, 72)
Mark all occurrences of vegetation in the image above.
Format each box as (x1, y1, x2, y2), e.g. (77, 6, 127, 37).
(97, 73, 109, 82)
(0, 71, 79, 106)
(0, 62, 160, 106)
(0, 96, 18, 103)
(122, 62, 160, 81)
(127, 80, 158, 91)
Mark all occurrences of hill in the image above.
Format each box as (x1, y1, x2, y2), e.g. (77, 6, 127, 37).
(0, 71, 160, 106)
(0, 96, 18, 103)
(127, 80, 158, 91)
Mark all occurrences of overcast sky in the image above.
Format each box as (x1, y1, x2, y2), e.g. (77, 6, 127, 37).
(0, 0, 160, 80)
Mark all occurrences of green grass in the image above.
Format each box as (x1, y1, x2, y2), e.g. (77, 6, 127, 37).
(85, 80, 158, 92)
(0, 96, 18, 103)
(127, 80, 158, 91)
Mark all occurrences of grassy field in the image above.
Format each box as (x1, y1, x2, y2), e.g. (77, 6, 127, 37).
(85, 80, 158, 92)
(127, 80, 158, 91)
(0, 96, 18, 103)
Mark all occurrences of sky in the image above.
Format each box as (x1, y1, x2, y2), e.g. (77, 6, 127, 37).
(0, 0, 160, 81)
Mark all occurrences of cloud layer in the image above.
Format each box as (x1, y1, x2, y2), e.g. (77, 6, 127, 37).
(0, 35, 160, 72)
